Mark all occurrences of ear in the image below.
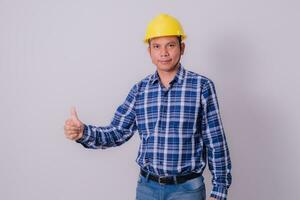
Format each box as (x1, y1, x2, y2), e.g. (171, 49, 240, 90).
(148, 45, 151, 55)
(180, 42, 185, 55)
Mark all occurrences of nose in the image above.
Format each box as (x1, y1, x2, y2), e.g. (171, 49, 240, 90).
(160, 47, 169, 57)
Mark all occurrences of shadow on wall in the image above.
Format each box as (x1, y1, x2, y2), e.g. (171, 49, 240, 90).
(202, 32, 289, 200)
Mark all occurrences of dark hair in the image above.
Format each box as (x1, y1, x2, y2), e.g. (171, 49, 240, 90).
(177, 36, 182, 46)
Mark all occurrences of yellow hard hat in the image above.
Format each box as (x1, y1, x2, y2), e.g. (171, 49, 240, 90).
(144, 13, 186, 43)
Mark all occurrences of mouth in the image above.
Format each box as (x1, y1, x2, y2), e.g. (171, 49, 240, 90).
(159, 59, 172, 64)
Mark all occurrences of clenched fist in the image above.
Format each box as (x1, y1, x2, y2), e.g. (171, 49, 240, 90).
(64, 107, 84, 141)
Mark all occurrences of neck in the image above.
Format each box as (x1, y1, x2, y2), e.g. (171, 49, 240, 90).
(157, 64, 180, 89)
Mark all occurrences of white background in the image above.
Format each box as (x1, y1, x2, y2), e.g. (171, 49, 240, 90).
(1, 0, 299, 199)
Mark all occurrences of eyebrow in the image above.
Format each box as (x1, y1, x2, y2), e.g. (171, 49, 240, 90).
(151, 41, 177, 46)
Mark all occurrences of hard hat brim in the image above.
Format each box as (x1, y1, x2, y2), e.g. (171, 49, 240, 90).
(144, 34, 187, 44)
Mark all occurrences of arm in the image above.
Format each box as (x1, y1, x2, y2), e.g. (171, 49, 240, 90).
(76, 84, 138, 149)
(201, 80, 232, 200)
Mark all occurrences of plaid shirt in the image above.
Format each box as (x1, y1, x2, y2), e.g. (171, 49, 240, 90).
(77, 64, 232, 199)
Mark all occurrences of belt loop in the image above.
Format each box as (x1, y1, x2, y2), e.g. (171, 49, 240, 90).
(146, 171, 150, 182)
(173, 176, 178, 184)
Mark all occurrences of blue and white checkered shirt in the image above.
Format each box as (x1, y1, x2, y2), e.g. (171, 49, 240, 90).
(77, 64, 232, 199)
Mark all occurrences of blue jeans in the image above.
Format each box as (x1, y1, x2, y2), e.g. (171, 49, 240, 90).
(135, 174, 206, 200)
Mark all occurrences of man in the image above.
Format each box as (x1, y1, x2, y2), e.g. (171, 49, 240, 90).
(64, 13, 232, 200)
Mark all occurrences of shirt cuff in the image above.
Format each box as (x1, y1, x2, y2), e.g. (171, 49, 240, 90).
(75, 124, 88, 144)
(210, 185, 228, 200)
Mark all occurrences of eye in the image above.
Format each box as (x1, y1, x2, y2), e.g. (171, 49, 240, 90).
(152, 44, 159, 49)
(168, 43, 176, 48)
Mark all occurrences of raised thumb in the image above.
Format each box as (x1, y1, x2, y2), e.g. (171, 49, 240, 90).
(70, 107, 79, 121)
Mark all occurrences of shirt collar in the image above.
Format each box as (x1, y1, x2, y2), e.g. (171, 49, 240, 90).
(150, 63, 186, 85)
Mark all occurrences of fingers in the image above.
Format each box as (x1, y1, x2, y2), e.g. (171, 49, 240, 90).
(73, 134, 83, 141)
(64, 124, 82, 133)
(64, 127, 82, 140)
(64, 125, 81, 132)
(65, 133, 81, 140)
(65, 119, 81, 128)
(64, 121, 83, 140)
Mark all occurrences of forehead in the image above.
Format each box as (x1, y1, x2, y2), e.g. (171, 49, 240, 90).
(150, 36, 178, 44)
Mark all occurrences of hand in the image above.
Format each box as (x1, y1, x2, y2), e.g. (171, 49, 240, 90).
(208, 198, 217, 200)
(64, 107, 84, 141)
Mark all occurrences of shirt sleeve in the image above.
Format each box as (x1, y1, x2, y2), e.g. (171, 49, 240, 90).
(201, 80, 232, 200)
(76, 84, 138, 149)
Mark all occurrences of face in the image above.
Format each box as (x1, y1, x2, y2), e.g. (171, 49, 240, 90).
(148, 36, 185, 73)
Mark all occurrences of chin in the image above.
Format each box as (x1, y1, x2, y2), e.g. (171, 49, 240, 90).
(157, 63, 177, 72)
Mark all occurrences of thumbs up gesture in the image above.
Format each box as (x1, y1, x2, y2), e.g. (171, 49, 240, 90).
(64, 107, 84, 141)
